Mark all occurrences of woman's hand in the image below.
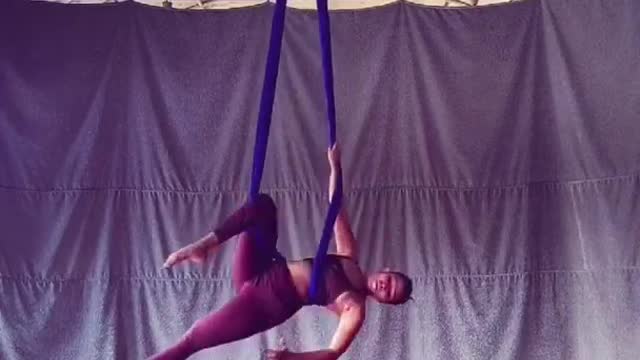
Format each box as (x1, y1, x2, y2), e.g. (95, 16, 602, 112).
(265, 349, 292, 360)
(327, 143, 341, 170)
(327, 144, 341, 201)
(265, 338, 291, 360)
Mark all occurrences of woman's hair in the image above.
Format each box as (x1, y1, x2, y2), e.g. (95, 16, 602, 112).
(385, 271, 413, 305)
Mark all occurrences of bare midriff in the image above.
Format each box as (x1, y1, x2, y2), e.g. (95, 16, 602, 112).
(286, 261, 312, 303)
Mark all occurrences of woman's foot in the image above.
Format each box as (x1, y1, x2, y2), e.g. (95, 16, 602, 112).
(163, 232, 218, 268)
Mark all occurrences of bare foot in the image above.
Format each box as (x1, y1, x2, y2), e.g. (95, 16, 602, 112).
(163, 233, 217, 268)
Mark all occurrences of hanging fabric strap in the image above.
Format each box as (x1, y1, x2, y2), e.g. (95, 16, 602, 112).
(308, 0, 343, 305)
(247, 0, 287, 258)
(249, 0, 287, 200)
(247, 0, 341, 304)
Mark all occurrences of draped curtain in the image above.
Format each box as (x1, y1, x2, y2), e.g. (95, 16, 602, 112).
(1, 0, 639, 359)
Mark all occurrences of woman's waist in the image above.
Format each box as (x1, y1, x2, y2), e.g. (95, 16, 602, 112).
(286, 261, 314, 304)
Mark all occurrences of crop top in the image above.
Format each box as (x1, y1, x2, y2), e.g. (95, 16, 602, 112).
(301, 254, 367, 306)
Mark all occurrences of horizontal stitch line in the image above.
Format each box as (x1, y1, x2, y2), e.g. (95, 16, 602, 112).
(419, 267, 640, 280)
(0, 172, 638, 194)
(1, 267, 638, 284)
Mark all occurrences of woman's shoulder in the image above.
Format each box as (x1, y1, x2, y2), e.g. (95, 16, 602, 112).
(332, 290, 367, 314)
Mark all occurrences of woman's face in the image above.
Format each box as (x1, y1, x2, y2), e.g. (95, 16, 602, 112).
(367, 271, 407, 304)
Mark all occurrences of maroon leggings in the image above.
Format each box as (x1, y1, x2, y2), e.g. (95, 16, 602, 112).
(149, 194, 303, 360)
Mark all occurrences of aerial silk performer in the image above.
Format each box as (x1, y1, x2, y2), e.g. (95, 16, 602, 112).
(149, 1, 413, 359)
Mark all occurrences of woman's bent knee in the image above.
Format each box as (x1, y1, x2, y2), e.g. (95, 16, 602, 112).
(252, 193, 277, 217)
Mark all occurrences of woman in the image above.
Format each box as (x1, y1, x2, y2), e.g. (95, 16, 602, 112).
(150, 146, 413, 360)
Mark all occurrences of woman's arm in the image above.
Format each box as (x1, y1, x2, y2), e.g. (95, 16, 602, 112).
(327, 297, 366, 356)
(269, 295, 365, 360)
(327, 145, 358, 259)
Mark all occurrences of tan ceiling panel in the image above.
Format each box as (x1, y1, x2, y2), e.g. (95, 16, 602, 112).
(37, 0, 526, 10)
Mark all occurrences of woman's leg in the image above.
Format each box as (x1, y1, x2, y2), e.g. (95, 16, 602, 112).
(163, 194, 280, 274)
(148, 266, 300, 360)
(212, 194, 280, 292)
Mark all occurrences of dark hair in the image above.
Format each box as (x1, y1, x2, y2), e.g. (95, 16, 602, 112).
(384, 271, 413, 305)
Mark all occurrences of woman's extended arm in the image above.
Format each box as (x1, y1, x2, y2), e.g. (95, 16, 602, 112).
(267, 295, 366, 360)
(327, 145, 358, 259)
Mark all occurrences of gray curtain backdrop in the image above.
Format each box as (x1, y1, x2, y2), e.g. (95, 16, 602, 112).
(1, 0, 639, 359)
